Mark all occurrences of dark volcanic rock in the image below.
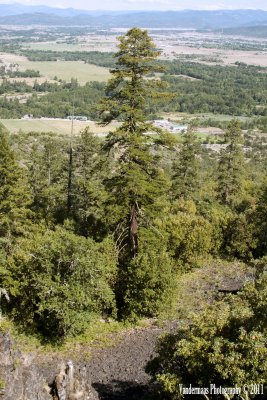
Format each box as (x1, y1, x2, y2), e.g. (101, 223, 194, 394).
(0, 332, 99, 400)
(87, 324, 177, 400)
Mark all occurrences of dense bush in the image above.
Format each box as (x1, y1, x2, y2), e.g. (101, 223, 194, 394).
(147, 267, 267, 399)
(4, 227, 118, 338)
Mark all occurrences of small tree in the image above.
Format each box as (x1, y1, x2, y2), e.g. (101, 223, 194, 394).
(172, 127, 200, 200)
(29, 135, 67, 224)
(217, 120, 245, 207)
(253, 181, 267, 257)
(0, 125, 32, 256)
(72, 128, 107, 239)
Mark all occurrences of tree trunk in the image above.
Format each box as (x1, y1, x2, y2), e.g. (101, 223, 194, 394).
(129, 203, 138, 258)
(67, 146, 73, 215)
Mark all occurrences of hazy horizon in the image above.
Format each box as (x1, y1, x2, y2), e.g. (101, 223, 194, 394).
(0, 0, 267, 11)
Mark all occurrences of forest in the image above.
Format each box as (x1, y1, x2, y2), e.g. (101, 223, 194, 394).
(0, 28, 266, 399)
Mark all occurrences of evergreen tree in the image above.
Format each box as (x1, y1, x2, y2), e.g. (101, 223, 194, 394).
(99, 28, 172, 317)
(253, 180, 267, 257)
(28, 135, 67, 224)
(172, 126, 200, 200)
(217, 120, 245, 207)
(72, 127, 107, 239)
(0, 125, 32, 256)
(99, 27, 169, 257)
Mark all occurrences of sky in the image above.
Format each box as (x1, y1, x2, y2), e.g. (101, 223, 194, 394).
(1, 0, 267, 11)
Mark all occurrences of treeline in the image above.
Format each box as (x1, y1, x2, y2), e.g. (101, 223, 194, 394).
(6, 69, 41, 78)
(26, 81, 104, 119)
(0, 77, 81, 94)
(0, 65, 41, 78)
(0, 80, 105, 118)
(187, 115, 267, 132)
(20, 49, 116, 68)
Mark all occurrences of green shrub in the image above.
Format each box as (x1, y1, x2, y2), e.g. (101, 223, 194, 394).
(158, 200, 213, 269)
(147, 268, 267, 399)
(4, 226, 118, 339)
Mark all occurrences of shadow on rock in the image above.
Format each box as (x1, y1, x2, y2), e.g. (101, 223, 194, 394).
(93, 380, 150, 400)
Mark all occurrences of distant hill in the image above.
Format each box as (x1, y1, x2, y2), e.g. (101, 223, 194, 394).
(0, 7, 267, 29)
(0, 4, 94, 17)
(221, 25, 267, 38)
(0, 4, 132, 17)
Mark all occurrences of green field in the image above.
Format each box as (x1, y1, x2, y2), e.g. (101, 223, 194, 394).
(26, 43, 88, 52)
(19, 60, 110, 84)
(0, 118, 119, 135)
(26, 39, 117, 53)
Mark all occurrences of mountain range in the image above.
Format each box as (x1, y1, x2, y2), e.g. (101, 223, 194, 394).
(0, 4, 267, 28)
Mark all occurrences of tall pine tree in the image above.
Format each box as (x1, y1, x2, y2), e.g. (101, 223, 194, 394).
(99, 28, 172, 318)
(99, 27, 169, 257)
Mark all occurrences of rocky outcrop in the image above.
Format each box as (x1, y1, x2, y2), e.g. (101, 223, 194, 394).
(0, 333, 98, 400)
(50, 361, 99, 400)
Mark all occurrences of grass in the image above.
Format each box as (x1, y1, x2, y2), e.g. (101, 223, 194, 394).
(0, 119, 119, 136)
(168, 260, 254, 321)
(0, 315, 149, 360)
(18, 60, 110, 84)
(27, 42, 89, 52)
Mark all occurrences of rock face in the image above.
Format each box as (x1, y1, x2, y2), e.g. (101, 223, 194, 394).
(0, 333, 99, 400)
(50, 361, 99, 400)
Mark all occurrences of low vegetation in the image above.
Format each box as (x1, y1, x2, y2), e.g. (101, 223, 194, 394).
(147, 264, 267, 399)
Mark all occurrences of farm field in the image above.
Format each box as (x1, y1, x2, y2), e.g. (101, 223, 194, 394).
(27, 37, 118, 52)
(24, 31, 267, 67)
(161, 112, 252, 123)
(0, 53, 110, 84)
(0, 118, 119, 135)
(0, 118, 229, 143)
(27, 42, 91, 52)
(162, 46, 267, 66)
(153, 31, 267, 65)
(18, 60, 111, 84)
